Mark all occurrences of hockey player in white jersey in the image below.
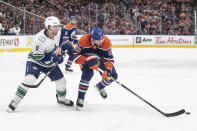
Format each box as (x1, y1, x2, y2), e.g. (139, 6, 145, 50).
(7, 16, 74, 112)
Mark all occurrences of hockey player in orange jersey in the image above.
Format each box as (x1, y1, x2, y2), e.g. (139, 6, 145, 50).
(73, 27, 118, 110)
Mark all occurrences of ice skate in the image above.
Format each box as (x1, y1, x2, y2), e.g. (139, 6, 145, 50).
(65, 66, 73, 72)
(76, 99, 84, 111)
(65, 64, 73, 72)
(56, 94, 74, 106)
(7, 100, 18, 113)
(65, 67, 74, 72)
(94, 84, 108, 99)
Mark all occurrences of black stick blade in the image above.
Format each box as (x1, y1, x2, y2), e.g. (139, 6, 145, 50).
(164, 109, 185, 117)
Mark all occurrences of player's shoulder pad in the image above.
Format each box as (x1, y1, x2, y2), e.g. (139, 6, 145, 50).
(101, 36, 111, 50)
(79, 33, 92, 47)
(34, 30, 47, 44)
(65, 24, 77, 30)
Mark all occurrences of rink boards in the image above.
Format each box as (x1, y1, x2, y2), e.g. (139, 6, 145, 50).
(0, 35, 197, 52)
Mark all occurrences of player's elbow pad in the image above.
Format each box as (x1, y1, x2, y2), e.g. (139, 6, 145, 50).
(74, 55, 87, 64)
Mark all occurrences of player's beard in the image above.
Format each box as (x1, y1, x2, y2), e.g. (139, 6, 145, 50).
(93, 42, 101, 47)
(70, 21, 77, 26)
(91, 38, 104, 49)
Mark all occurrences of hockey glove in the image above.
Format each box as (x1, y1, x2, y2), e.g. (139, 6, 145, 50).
(51, 54, 63, 64)
(102, 68, 112, 80)
(61, 42, 73, 55)
(86, 55, 99, 71)
(51, 47, 63, 64)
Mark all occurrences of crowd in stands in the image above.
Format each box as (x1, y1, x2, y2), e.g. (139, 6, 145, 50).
(0, 0, 194, 35)
(130, 0, 193, 35)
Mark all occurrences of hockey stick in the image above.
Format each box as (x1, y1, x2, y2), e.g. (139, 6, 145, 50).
(22, 61, 59, 88)
(98, 68, 185, 117)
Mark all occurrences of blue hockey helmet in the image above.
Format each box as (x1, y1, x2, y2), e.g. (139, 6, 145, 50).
(90, 27, 104, 40)
(70, 16, 77, 21)
(70, 16, 77, 25)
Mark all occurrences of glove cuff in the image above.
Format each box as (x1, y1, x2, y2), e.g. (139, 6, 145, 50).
(105, 62, 113, 70)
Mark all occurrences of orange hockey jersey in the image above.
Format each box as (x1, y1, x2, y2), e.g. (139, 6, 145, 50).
(73, 33, 114, 69)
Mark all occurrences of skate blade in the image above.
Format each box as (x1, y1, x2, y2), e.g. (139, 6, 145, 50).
(57, 103, 74, 108)
(65, 70, 73, 73)
(6, 108, 14, 113)
(94, 85, 107, 99)
(75, 106, 82, 111)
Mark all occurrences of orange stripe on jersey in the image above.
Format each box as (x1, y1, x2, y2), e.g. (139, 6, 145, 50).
(56, 47, 61, 55)
(79, 86, 88, 90)
(65, 24, 77, 30)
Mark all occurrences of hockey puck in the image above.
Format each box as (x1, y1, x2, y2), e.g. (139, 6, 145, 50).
(186, 112, 191, 115)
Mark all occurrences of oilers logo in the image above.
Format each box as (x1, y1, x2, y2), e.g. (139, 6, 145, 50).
(70, 31, 76, 39)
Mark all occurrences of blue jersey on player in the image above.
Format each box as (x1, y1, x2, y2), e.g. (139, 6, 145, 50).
(60, 16, 78, 45)
(59, 16, 78, 71)
(60, 24, 77, 44)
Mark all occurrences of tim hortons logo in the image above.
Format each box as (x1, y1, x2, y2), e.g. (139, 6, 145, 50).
(155, 36, 192, 45)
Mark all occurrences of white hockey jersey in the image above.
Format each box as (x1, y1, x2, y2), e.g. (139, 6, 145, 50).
(28, 29, 61, 67)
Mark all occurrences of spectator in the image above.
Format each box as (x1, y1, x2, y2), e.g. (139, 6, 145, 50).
(0, 22, 4, 35)
(0, 0, 194, 35)
(11, 24, 21, 35)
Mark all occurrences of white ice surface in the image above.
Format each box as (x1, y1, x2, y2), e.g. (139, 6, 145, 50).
(0, 48, 196, 131)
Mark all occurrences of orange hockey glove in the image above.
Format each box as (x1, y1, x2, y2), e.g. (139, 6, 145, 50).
(102, 67, 112, 80)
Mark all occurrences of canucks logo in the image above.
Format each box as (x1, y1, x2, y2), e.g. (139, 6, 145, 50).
(70, 31, 76, 39)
